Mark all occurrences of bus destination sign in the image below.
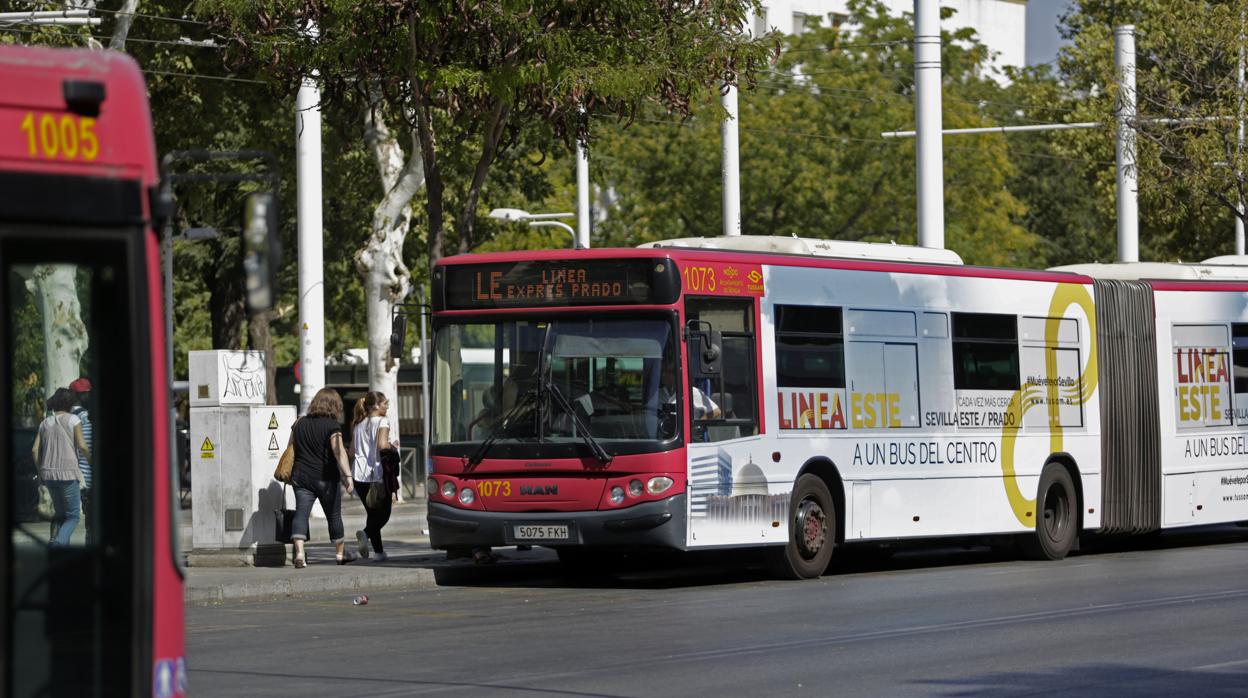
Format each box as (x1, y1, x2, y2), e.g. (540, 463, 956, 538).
(441, 259, 679, 310)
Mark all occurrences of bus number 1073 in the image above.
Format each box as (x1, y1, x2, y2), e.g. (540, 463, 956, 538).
(683, 265, 716, 293)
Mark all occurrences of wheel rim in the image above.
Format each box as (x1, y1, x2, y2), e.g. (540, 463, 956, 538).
(794, 497, 828, 560)
(1041, 482, 1070, 544)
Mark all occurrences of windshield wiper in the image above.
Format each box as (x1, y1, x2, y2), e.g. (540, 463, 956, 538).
(543, 379, 613, 465)
(465, 388, 536, 468)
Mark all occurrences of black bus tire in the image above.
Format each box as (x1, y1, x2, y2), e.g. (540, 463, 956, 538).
(767, 474, 836, 580)
(1021, 465, 1078, 560)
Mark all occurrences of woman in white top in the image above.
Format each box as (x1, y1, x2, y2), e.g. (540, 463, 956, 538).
(351, 391, 395, 561)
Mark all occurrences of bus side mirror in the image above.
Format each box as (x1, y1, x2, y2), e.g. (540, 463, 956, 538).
(390, 314, 408, 364)
(241, 192, 279, 314)
(700, 330, 722, 375)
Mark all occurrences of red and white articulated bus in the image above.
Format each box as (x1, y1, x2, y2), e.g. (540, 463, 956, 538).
(423, 235, 1248, 578)
(1, 46, 184, 696)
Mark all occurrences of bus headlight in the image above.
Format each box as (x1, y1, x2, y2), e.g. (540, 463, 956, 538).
(426, 478, 437, 495)
(441, 481, 457, 499)
(647, 476, 674, 495)
(459, 488, 476, 505)
(628, 479, 644, 497)
(610, 486, 626, 505)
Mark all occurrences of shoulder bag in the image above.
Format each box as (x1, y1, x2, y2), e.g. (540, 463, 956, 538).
(273, 418, 299, 483)
(273, 483, 295, 543)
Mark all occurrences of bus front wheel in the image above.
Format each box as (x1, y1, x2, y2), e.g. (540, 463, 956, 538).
(1022, 465, 1078, 560)
(767, 474, 836, 580)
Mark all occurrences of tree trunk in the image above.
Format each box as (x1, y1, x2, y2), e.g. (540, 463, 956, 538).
(25, 265, 88, 399)
(208, 284, 245, 350)
(247, 310, 276, 404)
(108, 0, 140, 51)
(358, 98, 425, 445)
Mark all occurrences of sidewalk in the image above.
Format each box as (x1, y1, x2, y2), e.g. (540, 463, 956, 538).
(183, 495, 559, 606)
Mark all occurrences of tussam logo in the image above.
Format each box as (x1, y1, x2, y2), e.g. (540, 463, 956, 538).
(520, 484, 558, 495)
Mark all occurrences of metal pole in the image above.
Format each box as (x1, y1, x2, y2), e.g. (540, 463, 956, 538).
(161, 183, 175, 406)
(1238, 13, 1245, 255)
(160, 180, 181, 564)
(721, 83, 742, 237)
(915, 0, 945, 250)
(576, 107, 591, 249)
(419, 288, 430, 491)
(296, 41, 326, 413)
(1115, 25, 1139, 263)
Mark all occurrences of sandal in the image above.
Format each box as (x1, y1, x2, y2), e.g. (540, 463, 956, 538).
(336, 552, 358, 565)
(293, 556, 306, 569)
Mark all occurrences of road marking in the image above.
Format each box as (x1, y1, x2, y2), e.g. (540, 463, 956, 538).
(1194, 657, 1248, 671)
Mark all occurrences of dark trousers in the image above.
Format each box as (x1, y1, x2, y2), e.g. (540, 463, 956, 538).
(291, 475, 344, 543)
(354, 480, 392, 554)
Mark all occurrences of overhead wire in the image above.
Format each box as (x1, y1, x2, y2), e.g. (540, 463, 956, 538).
(0, 27, 264, 83)
(630, 116, 1115, 167)
(16, 0, 211, 27)
(750, 79, 1084, 128)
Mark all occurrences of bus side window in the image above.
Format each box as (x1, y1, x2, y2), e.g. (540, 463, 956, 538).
(951, 312, 1020, 391)
(775, 305, 845, 390)
(686, 297, 759, 442)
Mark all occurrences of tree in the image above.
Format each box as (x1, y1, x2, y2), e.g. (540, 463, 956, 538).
(591, 0, 1036, 267)
(1042, 0, 1246, 261)
(200, 0, 776, 411)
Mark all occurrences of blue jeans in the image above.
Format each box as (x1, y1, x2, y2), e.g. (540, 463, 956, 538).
(291, 475, 344, 544)
(45, 479, 80, 546)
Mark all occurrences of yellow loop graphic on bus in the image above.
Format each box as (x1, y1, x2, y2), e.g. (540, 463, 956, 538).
(999, 283, 1099, 526)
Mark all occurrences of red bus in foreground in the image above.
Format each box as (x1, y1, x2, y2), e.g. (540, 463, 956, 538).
(0, 46, 183, 696)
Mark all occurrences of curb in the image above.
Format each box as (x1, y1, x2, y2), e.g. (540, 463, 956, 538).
(184, 548, 560, 606)
(185, 566, 440, 606)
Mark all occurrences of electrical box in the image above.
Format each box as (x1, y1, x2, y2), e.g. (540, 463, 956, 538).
(188, 349, 267, 408)
(189, 382, 297, 563)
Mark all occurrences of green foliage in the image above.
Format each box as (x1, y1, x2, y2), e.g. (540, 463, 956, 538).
(198, 0, 777, 266)
(1045, 0, 1247, 261)
(591, 0, 1036, 267)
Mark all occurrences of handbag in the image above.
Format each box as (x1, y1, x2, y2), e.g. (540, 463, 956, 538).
(274, 418, 299, 483)
(273, 483, 295, 543)
(36, 482, 55, 520)
(273, 443, 295, 483)
(365, 481, 386, 508)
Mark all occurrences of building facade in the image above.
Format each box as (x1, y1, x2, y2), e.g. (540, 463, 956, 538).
(757, 0, 1026, 75)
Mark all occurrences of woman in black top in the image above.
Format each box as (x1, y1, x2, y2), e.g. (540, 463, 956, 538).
(289, 388, 356, 567)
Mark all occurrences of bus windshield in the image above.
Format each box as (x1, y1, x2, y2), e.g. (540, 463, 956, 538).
(432, 317, 679, 449)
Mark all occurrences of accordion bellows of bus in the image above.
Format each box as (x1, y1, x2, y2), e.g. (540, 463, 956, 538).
(422, 235, 1248, 579)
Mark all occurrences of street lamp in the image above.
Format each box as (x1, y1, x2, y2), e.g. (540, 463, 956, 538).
(488, 208, 581, 249)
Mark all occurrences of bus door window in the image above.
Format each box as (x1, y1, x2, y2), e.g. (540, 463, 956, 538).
(685, 297, 759, 442)
(4, 238, 139, 695)
(841, 310, 921, 429)
(1234, 324, 1248, 425)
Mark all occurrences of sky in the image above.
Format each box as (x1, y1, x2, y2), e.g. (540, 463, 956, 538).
(1026, 0, 1073, 66)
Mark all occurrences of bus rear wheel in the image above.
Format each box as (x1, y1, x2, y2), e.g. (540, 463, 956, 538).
(767, 474, 836, 580)
(1022, 465, 1078, 560)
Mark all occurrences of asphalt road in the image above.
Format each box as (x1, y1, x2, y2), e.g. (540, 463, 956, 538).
(188, 526, 1248, 697)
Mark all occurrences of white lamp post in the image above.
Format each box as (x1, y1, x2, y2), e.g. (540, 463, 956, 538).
(488, 208, 580, 248)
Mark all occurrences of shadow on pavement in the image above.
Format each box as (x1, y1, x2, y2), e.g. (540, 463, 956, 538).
(426, 524, 1248, 591)
(919, 663, 1248, 696)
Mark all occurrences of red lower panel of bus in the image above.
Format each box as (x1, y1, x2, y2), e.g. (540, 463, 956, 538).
(430, 451, 686, 513)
